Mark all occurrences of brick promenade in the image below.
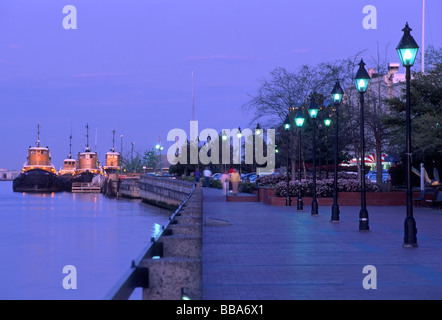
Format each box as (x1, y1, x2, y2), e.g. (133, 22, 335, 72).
(201, 188, 442, 300)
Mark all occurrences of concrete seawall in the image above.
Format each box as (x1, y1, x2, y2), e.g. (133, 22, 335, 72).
(138, 175, 194, 210)
(105, 175, 203, 300)
(142, 185, 203, 300)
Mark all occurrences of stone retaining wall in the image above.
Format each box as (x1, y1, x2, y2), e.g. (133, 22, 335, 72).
(139, 175, 194, 210)
(142, 186, 203, 300)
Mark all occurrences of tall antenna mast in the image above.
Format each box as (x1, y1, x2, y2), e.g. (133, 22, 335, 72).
(422, 0, 425, 73)
(192, 70, 195, 121)
(36, 124, 41, 147)
(69, 132, 72, 158)
(85, 123, 90, 150)
(112, 129, 115, 152)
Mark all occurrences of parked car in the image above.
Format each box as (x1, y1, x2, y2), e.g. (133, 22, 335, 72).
(211, 173, 222, 180)
(366, 171, 390, 183)
(241, 172, 258, 182)
(248, 174, 258, 182)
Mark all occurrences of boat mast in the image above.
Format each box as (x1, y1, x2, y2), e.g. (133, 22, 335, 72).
(85, 123, 90, 151)
(36, 124, 41, 147)
(192, 70, 195, 121)
(68, 133, 72, 159)
(112, 129, 115, 152)
(422, 0, 425, 73)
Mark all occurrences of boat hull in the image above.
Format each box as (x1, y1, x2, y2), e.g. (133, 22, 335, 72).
(72, 171, 96, 183)
(58, 174, 74, 192)
(13, 169, 65, 193)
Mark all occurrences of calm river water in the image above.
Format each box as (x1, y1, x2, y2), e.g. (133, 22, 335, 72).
(0, 181, 172, 300)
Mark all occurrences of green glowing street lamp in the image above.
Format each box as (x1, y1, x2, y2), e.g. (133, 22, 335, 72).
(354, 59, 370, 93)
(283, 115, 291, 131)
(222, 130, 227, 141)
(331, 81, 344, 105)
(255, 123, 262, 136)
(354, 59, 370, 231)
(308, 98, 319, 119)
(155, 143, 163, 176)
(283, 114, 292, 206)
(308, 97, 319, 216)
(237, 127, 242, 175)
(396, 23, 419, 67)
(236, 127, 242, 139)
(324, 117, 331, 127)
(397, 22, 419, 247)
(295, 109, 305, 128)
(295, 108, 305, 211)
(330, 80, 344, 222)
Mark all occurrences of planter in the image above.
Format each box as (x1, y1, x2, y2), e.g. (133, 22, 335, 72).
(259, 188, 406, 206)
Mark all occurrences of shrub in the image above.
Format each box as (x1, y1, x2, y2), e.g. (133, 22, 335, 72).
(210, 179, 222, 189)
(274, 176, 380, 197)
(240, 182, 257, 193)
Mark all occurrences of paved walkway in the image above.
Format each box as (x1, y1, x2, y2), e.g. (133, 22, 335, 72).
(201, 188, 442, 300)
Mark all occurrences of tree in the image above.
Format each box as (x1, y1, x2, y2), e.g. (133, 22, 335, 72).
(143, 148, 160, 171)
(384, 46, 442, 183)
(242, 53, 364, 179)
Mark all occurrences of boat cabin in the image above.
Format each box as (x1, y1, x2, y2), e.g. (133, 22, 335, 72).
(59, 158, 77, 175)
(103, 151, 121, 173)
(22, 146, 56, 174)
(76, 150, 101, 175)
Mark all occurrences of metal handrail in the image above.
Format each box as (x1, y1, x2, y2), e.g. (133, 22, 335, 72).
(103, 181, 196, 300)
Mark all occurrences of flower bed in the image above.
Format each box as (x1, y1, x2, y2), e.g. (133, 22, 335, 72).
(268, 191, 406, 206)
(257, 173, 405, 206)
(257, 172, 380, 198)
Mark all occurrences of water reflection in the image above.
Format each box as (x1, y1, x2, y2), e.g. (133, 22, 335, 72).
(0, 181, 172, 299)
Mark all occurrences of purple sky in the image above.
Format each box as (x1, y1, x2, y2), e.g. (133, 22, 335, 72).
(0, 0, 441, 170)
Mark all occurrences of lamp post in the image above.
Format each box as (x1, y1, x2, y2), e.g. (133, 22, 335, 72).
(330, 80, 344, 222)
(255, 123, 262, 173)
(396, 22, 419, 247)
(323, 115, 331, 179)
(120, 134, 124, 173)
(222, 130, 228, 171)
(295, 108, 305, 211)
(155, 143, 163, 176)
(237, 127, 242, 176)
(354, 59, 370, 231)
(284, 115, 292, 206)
(131, 141, 135, 173)
(308, 97, 319, 216)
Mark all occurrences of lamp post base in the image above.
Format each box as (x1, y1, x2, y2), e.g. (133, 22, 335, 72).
(286, 197, 292, 206)
(311, 199, 318, 216)
(297, 198, 303, 211)
(359, 208, 369, 231)
(403, 216, 418, 247)
(331, 203, 340, 222)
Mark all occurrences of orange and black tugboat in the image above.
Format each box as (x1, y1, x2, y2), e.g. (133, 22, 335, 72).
(103, 130, 121, 174)
(58, 133, 77, 191)
(13, 125, 64, 193)
(72, 124, 103, 183)
(59, 133, 77, 176)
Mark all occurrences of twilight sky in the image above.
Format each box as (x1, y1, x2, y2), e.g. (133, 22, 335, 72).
(0, 0, 441, 170)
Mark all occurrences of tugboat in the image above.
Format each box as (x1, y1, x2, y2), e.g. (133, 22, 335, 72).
(103, 130, 121, 174)
(13, 124, 64, 193)
(58, 133, 77, 191)
(73, 124, 103, 183)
